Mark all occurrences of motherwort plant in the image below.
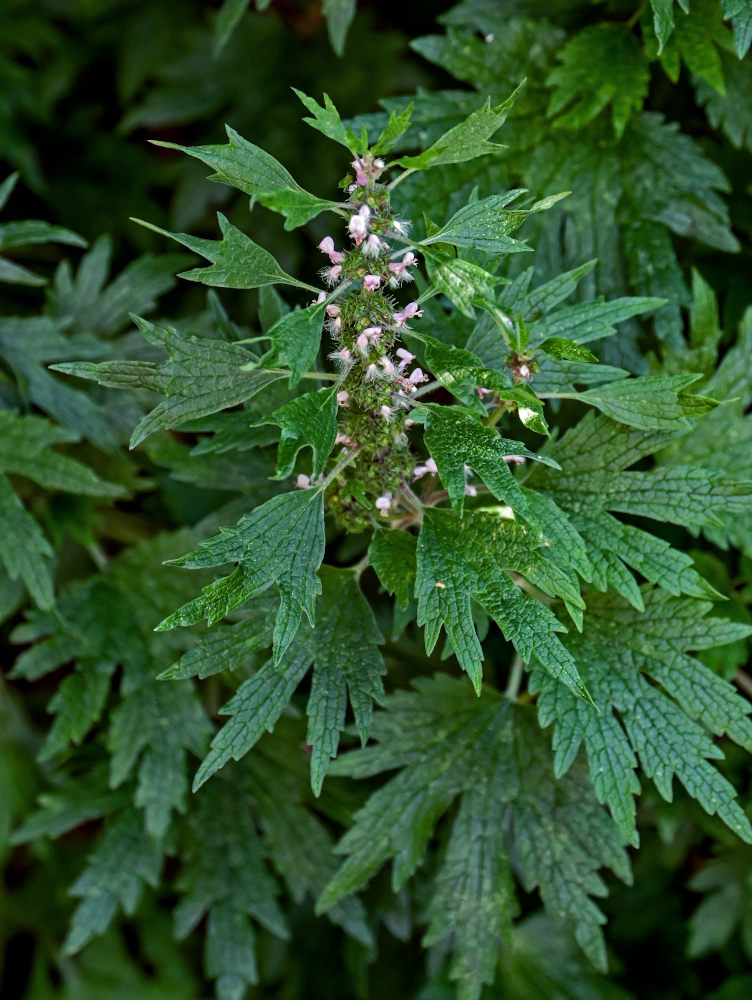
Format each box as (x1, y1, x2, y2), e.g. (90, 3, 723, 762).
(30, 88, 752, 1000)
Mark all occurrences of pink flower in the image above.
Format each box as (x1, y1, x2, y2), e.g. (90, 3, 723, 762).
(393, 301, 423, 326)
(336, 390, 349, 407)
(504, 455, 526, 465)
(356, 332, 371, 354)
(413, 458, 438, 480)
(335, 432, 353, 446)
(388, 251, 417, 278)
(375, 492, 393, 516)
(379, 356, 395, 375)
(330, 347, 351, 367)
(326, 264, 342, 284)
(406, 367, 427, 386)
(326, 304, 340, 318)
(348, 205, 371, 244)
(318, 236, 344, 264)
(404, 418, 415, 428)
(363, 273, 381, 292)
(363, 234, 383, 258)
(363, 326, 382, 342)
(396, 347, 415, 372)
(295, 474, 311, 489)
(380, 404, 392, 420)
(314, 290, 327, 304)
(465, 484, 477, 497)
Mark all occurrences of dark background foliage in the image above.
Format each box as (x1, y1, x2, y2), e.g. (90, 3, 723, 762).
(2, 1, 752, 998)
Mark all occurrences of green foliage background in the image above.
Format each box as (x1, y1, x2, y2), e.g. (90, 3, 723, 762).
(2, 1, 752, 998)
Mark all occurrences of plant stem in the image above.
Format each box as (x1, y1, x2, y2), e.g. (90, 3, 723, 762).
(505, 653, 525, 700)
(321, 446, 362, 489)
(387, 168, 416, 191)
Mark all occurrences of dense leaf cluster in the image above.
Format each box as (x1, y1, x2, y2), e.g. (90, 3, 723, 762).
(2, 3, 752, 1000)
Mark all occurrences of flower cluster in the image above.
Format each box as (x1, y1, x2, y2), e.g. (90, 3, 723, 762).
(305, 154, 430, 531)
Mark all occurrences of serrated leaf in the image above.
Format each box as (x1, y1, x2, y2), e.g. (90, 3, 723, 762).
(64, 809, 164, 955)
(423, 404, 557, 517)
(161, 489, 326, 663)
(372, 103, 414, 154)
(421, 191, 567, 254)
(538, 338, 598, 363)
(133, 213, 312, 290)
(55, 316, 285, 447)
(257, 386, 338, 479)
(0, 411, 124, 497)
(305, 568, 386, 793)
(154, 128, 341, 230)
(420, 334, 548, 433)
(263, 303, 326, 386)
(320, 685, 629, 987)
(393, 91, 519, 169)
(293, 89, 366, 154)
(570, 374, 718, 429)
(547, 24, 649, 138)
(415, 508, 586, 696)
(533, 589, 752, 845)
(194, 569, 385, 795)
(425, 253, 507, 318)
(0, 473, 54, 610)
(368, 529, 417, 608)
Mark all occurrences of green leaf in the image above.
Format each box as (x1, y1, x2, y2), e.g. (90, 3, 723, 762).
(153, 128, 341, 230)
(0, 219, 87, 253)
(320, 685, 629, 984)
(293, 89, 366, 154)
(530, 296, 666, 346)
(193, 649, 310, 791)
(696, 51, 752, 153)
(0, 473, 54, 610)
(547, 24, 649, 138)
(112, 683, 210, 839)
(425, 254, 507, 318)
(54, 316, 285, 448)
(323, 0, 356, 57)
(0, 411, 124, 497)
(415, 508, 586, 696)
(534, 589, 752, 845)
(654, 1, 728, 94)
(571, 374, 718, 429)
(132, 213, 312, 290)
(368, 529, 417, 608)
(259, 387, 338, 479)
(194, 569, 385, 795)
(159, 597, 276, 680)
(527, 413, 750, 606)
(538, 337, 598, 363)
(372, 103, 414, 154)
(263, 302, 326, 386)
(161, 489, 326, 663)
(421, 191, 567, 254)
(305, 568, 386, 793)
(393, 90, 519, 169)
(213, 0, 251, 54)
(423, 404, 558, 517)
(650, 0, 684, 51)
(40, 661, 117, 761)
(64, 809, 164, 955)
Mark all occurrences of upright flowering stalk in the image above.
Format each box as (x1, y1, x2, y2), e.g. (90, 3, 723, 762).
(312, 153, 425, 531)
